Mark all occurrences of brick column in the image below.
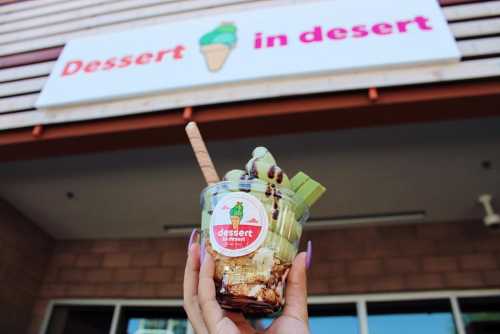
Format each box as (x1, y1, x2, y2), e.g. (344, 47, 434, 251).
(0, 200, 53, 333)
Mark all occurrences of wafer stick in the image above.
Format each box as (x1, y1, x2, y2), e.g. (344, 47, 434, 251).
(185, 121, 220, 185)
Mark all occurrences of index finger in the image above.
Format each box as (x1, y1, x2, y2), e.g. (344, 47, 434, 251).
(183, 241, 201, 302)
(198, 252, 228, 333)
(183, 235, 209, 334)
(283, 251, 309, 323)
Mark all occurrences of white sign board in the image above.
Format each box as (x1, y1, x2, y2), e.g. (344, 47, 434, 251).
(36, 0, 460, 108)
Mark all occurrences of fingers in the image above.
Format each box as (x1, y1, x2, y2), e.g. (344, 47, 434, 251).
(198, 251, 230, 333)
(283, 251, 309, 323)
(226, 312, 257, 334)
(183, 232, 209, 334)
(184, 231, 200, 302)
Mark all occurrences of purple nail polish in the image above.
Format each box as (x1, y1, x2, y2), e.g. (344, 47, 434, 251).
(187, 228, 197, 254)
(306, 240, 312, 269)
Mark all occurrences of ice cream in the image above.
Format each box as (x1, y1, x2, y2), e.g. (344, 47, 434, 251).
(199, 23, 237, 72)
(200, 147, 325, 314)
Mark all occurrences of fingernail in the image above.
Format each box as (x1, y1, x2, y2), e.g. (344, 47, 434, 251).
(187, 228, 197, 254)
(306, 240, 312, 270)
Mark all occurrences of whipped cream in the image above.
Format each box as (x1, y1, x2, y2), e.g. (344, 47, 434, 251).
(252, 247, 274, 277)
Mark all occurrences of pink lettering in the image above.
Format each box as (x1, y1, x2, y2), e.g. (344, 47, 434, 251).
(299, 26, 323, 43)
(102, 58, 116, 71)
(118, 55, 132, 68)
(352, 25, 369, 38)
(254, 32, 263, 49)
(327, 27, 348, 40)
(372, 23, 393, 35)
(415, 16, 432, 30)
(136, 52, 153, 65)
(155, 50, 170, 63)
(83, 60, 101, 73)
(61, 60, 82, 76)
(172, 45, 185, 60)
(396, 20, 413, 33)
(266, 34, 288, 47)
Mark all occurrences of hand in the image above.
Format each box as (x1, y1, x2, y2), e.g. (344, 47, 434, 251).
(183, 230, 310, 334)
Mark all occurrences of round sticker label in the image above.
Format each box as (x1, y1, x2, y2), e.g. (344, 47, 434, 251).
(210, 192, 269, 257)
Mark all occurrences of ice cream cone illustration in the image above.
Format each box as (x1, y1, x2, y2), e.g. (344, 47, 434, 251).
(200, 22, 237, 72)
(230, 201, 244, 229)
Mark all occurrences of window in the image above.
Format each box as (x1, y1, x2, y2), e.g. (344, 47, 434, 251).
(308, 303, 360, 334)
(459, 296, 500, 334)
(116, 306, 190, 334)
(255, 303, 360, 333)
(367, 299, 457, 334)
(45, 305, 114, 334)
(41, 291, 500, 334)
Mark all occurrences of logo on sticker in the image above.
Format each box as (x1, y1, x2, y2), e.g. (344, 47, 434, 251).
(210, 192, 268, 257)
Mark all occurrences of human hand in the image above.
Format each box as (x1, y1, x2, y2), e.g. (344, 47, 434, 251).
(183, 229, 311, 334)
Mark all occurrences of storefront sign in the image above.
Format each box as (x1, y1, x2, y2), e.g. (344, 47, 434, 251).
(36, 0, 460, 108)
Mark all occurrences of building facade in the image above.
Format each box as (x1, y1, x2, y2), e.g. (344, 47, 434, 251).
(1, 0, 500, 333)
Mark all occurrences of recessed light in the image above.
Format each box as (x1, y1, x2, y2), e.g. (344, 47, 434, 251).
(482, 160, 492, 170)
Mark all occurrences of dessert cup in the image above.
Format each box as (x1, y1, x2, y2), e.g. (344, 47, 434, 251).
(200, 179, 309, 315)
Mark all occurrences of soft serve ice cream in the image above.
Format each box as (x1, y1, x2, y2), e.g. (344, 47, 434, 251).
(200, 147, 325, 314)
(199, 22, 237, 72)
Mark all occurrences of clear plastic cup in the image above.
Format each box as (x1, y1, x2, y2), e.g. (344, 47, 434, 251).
(200, 179, 309, 315)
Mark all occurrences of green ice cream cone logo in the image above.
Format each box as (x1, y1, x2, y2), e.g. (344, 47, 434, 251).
(199, 22, 237, 72)
(229, 201, 244, 230)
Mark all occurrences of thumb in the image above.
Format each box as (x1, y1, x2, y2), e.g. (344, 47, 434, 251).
(283, 251, 308, 323)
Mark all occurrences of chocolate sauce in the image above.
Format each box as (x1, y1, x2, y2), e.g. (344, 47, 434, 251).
(276, 171, 283, 184)
(265, 185, 272, 197)
(265, 182, 282, 221)
(274, 190, 282, 199)
(267, 165, 276, 179)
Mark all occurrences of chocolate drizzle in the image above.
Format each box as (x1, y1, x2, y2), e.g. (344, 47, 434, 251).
(265, 182, 282, 221)
(267, 165, 276, 179)
(265, 184, 272, 197)
(276, 171, 283, 184)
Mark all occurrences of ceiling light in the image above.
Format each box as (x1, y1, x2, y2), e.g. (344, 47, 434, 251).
(161, 211, 426, 236)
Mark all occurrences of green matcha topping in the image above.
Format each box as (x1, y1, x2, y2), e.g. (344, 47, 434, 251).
(200, 23, 237, 47)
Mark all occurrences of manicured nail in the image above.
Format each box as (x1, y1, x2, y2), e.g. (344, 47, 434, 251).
(187, 228, 197, 254)
(306, 240, 312, 269)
